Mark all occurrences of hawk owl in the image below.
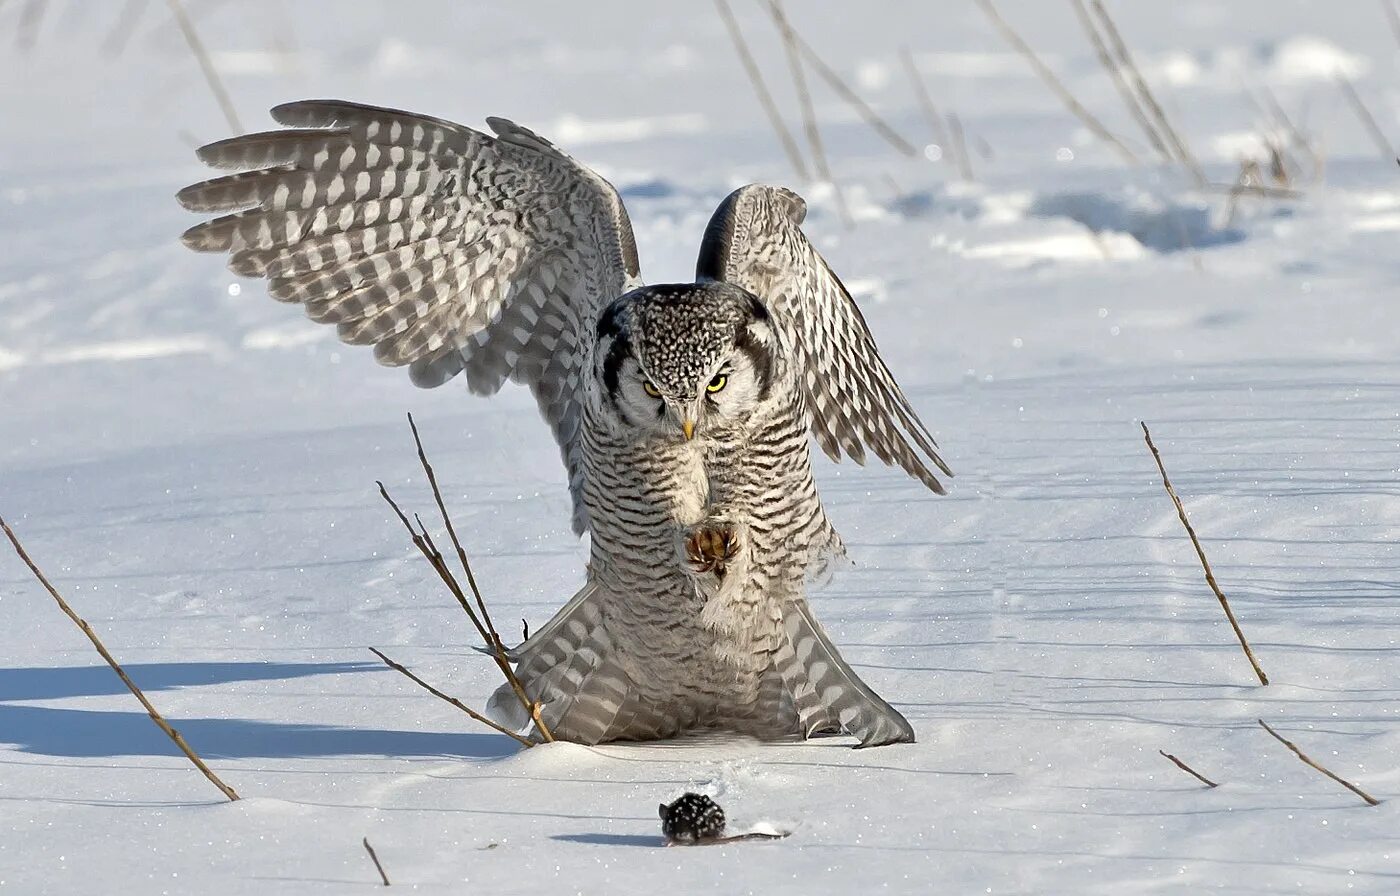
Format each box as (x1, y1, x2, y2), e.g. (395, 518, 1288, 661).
(178, 100, 952, 748)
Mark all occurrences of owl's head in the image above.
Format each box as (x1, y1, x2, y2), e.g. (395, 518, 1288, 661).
(596, 282, 778, 441)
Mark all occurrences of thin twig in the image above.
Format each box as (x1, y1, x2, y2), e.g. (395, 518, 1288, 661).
(16, 0, 45, 51)
(946, 112, 975, 182)
(1207, 181, 1304, 200)
(1140, 423, 1268, 685)
(1246, 86, 1321, 184)
(407, 414, 502, 652)
(767, 0, 852, 229)
(377, 482, 487, 642)
(898, 47, 955, 168)
(165, 0, 243, 134)
(1069, 0, 1171, 163)
(713, 0, 809, 180)
(975, 0, 1136, 165)
(1257, 719, 1380, 806)
(1159, 750, 1219, 788)
(102, 0, 148, 57)
(770, 7, 920, 158)
(1383, 0, 1400, 50)
(369, 648, 535, 748)
(362, 838, 391, 886)
(400, 414, 554, 742)
(376, 482, 552, 742)
(1, 516, 240, 801)
(1336, 74, 1395, 162)
(1088, 0, 1204, 185)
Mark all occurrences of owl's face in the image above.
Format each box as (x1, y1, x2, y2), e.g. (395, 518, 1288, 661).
(597, 282, 777, 442)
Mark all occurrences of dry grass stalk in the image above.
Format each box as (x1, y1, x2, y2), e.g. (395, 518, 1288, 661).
(765, 0, 852, 228)
(368, 648, 534, 748)
(362, 837, 391, 886)
(15, 0, 46, 51)
(1210, 180, 1303, 200)
(1087, 0, 1205, 186)
(1257, 719, 1380, 806)
(1069, 0, 1171, 163)
(713, 0, 809, 180)
(1250, 86, 1321, 184)
(1159, 750, 1219, 788)
(898, 46, 964, 179)
(164, 0, 243, 134)
(975, 0, 1137, 165)
(1140, 423, 1268, 686)
(945, 112, 975, 182)
(378, 413, 553, 743)
(1383, 0, 1400, 49)
(1335, 75, 1395, 162)
(1, 516, 240, 801)
(766, 3, 919, 158)
(102, 0, 148, 57)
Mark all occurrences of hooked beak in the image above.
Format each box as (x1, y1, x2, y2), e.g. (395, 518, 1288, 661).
(681, 418, 695, 441)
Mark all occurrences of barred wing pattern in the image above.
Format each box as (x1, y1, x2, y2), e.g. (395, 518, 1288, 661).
(696, 185, 952, 494)
(177, 100, 642, 532)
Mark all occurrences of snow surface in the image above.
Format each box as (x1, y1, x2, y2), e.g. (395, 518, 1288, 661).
(2, 1, 1398, 893)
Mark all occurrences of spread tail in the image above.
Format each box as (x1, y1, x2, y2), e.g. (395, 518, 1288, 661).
(777, 599, 916, 748)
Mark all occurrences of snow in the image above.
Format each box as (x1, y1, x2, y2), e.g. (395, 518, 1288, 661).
(2, 1, 1398, 893)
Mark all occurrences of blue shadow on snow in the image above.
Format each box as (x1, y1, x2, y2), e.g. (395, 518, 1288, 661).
(0, 661, 518, 760)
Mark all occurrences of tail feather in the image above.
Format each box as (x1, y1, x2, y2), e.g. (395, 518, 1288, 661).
(490, 581, 912, 748)
(492, 580, 635, 744)
(783, 600, 915, 747)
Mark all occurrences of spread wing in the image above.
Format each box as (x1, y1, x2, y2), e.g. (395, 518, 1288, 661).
(177, 100, 643, 533)
(696, 184, 951, 493)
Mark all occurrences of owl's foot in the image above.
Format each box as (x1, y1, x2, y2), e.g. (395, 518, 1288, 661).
(685, 525, 741, 578)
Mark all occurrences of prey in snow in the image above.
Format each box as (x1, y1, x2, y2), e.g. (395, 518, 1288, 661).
(177, 100, 951, 747)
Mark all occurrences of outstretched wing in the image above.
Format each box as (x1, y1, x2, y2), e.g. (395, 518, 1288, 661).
(696, 184, 951, 493)
(177, 100, 643, 533)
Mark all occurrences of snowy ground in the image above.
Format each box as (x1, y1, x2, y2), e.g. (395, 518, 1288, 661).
(2, 1, 1399, 892)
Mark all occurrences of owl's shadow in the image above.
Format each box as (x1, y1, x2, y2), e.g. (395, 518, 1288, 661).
(551, 833, 667, 848)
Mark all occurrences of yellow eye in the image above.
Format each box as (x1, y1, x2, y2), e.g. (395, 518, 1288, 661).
(707, 374, 728, 394)
(642, 380, 662, 398)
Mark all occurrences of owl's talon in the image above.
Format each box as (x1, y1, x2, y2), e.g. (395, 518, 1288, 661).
(685, 526, 740, 578)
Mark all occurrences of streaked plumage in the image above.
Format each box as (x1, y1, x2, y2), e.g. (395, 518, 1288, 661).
(178, 100, 952, 748)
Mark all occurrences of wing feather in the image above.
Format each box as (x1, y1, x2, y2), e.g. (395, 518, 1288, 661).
(178, 99, 644, 533)
(696, 184, 951, 494)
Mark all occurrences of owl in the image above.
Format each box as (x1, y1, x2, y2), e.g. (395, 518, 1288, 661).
(178, 101, 952, 748)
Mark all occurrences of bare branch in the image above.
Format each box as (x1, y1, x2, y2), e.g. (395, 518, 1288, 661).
(713, 0, 809, 180)
(406, 414, 501, 649)
(1, 516, 240, 801)
(1383, 0, 1400, 50)
(766, 0, 852, 228)
(378, 418, 553, 742)
(898, 46, 963, 178)
(1257, 719, 1380, 806)
(1141, 423, 1268, 685)
(102, 0, 148, 57)
(946, 111, 975, 183)
(369, 647, 535, 748)
(1069, 0, 1171, 162)
(362, 837, 391, 886)
(164, 0, 243, 134)
(1087, 0, 1204, 184)
(974, 0, 1137, 165)
(1336, 74, 1395, 162)
(769, 5, 920, 158)
(1159, 750, 1219, 788)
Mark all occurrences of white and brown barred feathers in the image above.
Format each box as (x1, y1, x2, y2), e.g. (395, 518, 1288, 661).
(177, 99, 641, 533)
(178, 101, 950, 519)
(696, 186, 951, 494)
(178, 101, 948, 748)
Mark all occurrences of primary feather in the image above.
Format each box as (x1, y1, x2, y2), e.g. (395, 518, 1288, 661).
(179, 101, 949, 747)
